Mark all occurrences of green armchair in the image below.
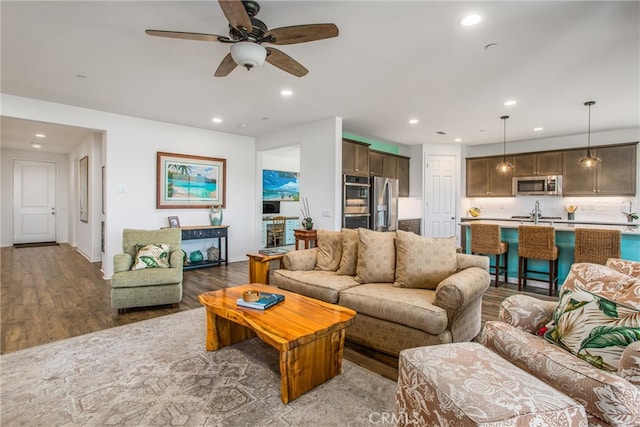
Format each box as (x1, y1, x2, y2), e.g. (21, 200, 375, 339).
(111, 228, 183, 313)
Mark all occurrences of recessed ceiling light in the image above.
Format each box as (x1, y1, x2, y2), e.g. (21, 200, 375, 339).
(459, 14, 482, 26)
(280, 89, 293, 96)
(504, 100, 517, 106)
(533, 127, 544, 132)
(454, 138, 463, 142)
(211, 117, 222, 123)
(408, 119, 419, 125)
(35, 133, 46, 138)
(31, 142, 42, 148)
(239, 123, 248, 128)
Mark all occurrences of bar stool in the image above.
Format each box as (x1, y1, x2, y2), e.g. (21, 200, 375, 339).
(518, 225, 559, 296)
(574, 228, 621, 265)
(470, 222, 509, 286)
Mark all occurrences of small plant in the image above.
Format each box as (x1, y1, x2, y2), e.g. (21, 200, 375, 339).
(300, 197, 313, 230)
(622, 200, 638, 222)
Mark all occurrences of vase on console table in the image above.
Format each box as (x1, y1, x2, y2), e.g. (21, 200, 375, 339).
(209, 204, 223, 226)
(301, 217, 313, 230)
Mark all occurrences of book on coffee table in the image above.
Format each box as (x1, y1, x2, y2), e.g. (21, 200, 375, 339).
(236, 292, 285, 310)
(258, 248, 288, 256)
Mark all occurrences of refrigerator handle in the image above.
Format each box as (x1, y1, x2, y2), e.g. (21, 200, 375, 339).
(385, 181, 392, 228)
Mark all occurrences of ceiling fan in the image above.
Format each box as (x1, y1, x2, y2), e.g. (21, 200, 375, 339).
(146, 0, 339, 77)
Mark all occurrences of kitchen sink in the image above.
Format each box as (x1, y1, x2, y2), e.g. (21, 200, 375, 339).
(511, 215, 562, 220)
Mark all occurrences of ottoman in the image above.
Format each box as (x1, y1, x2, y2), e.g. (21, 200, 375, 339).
(394, 342, 588, 426)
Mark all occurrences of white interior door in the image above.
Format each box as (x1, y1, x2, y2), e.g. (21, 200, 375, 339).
(13, 160, 57, 244)
(425, 155, 457, 238)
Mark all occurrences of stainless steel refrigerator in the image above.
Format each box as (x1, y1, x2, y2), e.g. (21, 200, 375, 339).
(370, 176, 399, 232)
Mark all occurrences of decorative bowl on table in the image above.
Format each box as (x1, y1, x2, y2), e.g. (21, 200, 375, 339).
(243, 290, 261, 302)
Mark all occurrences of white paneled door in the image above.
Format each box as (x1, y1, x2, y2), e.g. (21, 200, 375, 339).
(425, 155, 457, 238)
(13, 160, 57, 244)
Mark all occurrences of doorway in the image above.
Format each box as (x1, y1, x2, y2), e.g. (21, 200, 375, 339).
(424, 155, 457, 238)
(13, 159, 57, 244)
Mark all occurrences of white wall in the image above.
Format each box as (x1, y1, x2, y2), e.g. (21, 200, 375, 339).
(2, 94, 256, 278)
(1, 148, 71, 245)
(257, 117, 342, 231)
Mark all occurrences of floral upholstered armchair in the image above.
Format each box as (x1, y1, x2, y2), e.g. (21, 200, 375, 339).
(481, 259, 640, 426)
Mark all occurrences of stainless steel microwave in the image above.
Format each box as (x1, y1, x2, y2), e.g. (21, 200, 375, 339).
(513, 175, 562, 196)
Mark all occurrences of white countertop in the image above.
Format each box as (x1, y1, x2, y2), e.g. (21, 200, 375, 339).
(460, 217, 639, 234)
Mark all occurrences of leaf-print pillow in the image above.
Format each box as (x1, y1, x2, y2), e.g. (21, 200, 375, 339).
(131, 243, 171, 270)
(544, 264, 640, 371)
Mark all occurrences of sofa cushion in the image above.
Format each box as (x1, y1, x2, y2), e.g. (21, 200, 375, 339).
(544, 263, 640, 372)
(481, 320, 640, 426)
(111, 267, 182, 288)
(607, 258, 640, 278)
(131, 244, 171, 270)
(314, 230, 342, 271)
(355, 228, 396, 284)
(336, 228, 359, 275)
(393, 231, 457, 289)
(272, 269, 360, 304)
(338, 283, 448, 335)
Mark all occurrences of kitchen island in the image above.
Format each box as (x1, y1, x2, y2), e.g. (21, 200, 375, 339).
(460, 217, 639, 285)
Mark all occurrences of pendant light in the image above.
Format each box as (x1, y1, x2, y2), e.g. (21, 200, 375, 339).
(578, 101, 600, 167)
(496, 115, 513, 172)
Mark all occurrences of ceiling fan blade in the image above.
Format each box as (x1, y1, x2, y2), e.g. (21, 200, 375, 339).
(218, 0, 252, 32)
(265, 47, 308, 77)
(146, 30, 227, 42)
(214, 53, 238, 77)
(264, 24, 339, 45)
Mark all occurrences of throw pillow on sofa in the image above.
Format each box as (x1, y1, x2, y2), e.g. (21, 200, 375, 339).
(131, 243, 171, 270)
(544, 263, 640, 372)
(337, 228, 359, 275)
(355, 228, 396, 283)
(393, 231, 457, 290)
(315, 230, 342, 271)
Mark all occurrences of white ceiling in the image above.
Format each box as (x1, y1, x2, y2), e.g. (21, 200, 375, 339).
(1, 1, 639, 153)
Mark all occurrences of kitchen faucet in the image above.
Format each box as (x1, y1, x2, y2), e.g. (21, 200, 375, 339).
(533, 200, 540, 224)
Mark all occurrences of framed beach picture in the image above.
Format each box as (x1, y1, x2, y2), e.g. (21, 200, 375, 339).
(262, 169, 300, 201)
(156, 152, 226, 209)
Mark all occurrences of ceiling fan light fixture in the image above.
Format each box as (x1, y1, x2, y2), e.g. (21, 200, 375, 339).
(578, 101, 600, 168)
(230, 42, 267, 70)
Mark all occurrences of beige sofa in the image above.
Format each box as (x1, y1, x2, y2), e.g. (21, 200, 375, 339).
(480, 259, 640, 426)
(272, 228, 491, 356)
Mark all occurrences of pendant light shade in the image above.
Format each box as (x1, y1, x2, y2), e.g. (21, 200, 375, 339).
(578, 101, 600, 167)
(496, 115, 513, 172)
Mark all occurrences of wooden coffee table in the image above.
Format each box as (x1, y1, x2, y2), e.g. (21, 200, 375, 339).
(198, 284, 356, 404)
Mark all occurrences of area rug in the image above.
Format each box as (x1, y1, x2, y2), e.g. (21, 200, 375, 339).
(0, 308, 396, 426)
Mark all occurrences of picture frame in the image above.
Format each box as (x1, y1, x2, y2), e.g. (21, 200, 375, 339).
(168, 216, 181, 228)
(79, 156, 89, 222)
(156, 152, 226, 209)
(262, 169, 300, 201)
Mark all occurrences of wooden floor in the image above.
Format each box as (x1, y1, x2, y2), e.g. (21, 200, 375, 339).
(0, 244, 556, 381)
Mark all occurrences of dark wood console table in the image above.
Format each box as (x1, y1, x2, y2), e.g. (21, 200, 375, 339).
(180, 225, 229, 270)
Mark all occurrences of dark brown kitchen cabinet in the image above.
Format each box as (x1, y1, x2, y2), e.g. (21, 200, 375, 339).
(397, 156, 410, 196)
(342, 139, 370, 176)
(369, 151, 384, 176)
(466, 156, 515, 197)
(369, 150, 410, 196)
(513, 152, 563, 176)
(563, 143, 636, 196)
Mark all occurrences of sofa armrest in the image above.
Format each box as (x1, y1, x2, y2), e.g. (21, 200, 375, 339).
(456, 253, 490, 272)
(498, 295, 557, 334)
(435, 267, 490, 310)
(619, 341, 640, 388)
(113, 253, 133, 273)
(282, 248, 318, 271)
(169, 250, 183, 269)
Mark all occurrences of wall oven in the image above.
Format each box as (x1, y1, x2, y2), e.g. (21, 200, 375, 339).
(513, 175, 562, 196)
(343, 175, 370, 229)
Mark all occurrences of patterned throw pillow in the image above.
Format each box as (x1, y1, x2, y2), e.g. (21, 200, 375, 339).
(393, 231, 457, 289)
(336, 228, 359, 275)
(606, 258, 640, 278)
(131, 244, 171, 270)
(544, 263, 640, 371)
(355, 228, 396, 283)
(315, 230, 342, 271)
